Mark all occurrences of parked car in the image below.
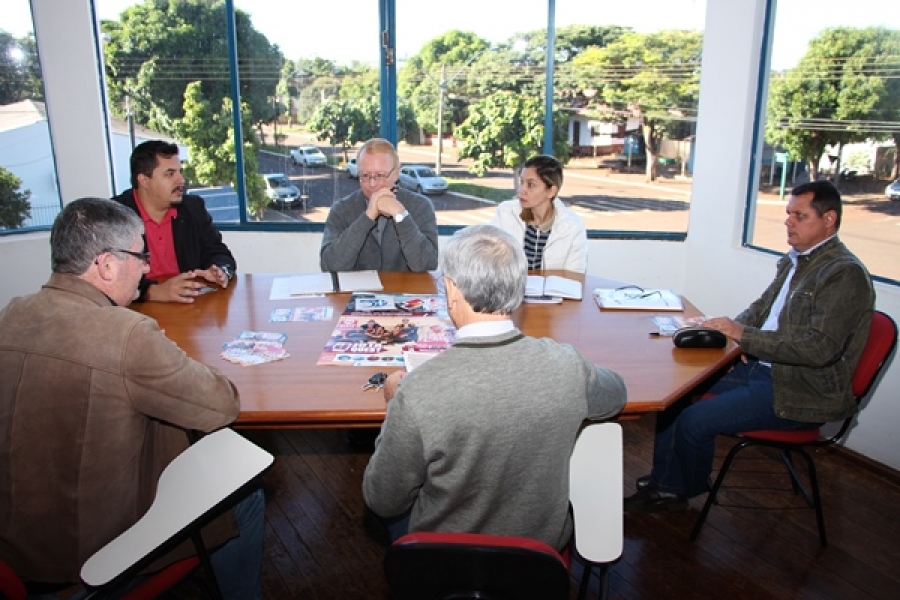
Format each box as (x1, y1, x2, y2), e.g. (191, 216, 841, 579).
(290, 145, 327, 167)
(346, 157, 358, 178)
(886, 178, 900, 201)
(398, 165, 448, 195)
(263, 173, 300, 206)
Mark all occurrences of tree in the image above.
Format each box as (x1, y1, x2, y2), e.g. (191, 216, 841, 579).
(0, 30, 43, 104)
(0, 167, 32, 229)
(399, 31, 491, 136)
(574, 30, 703, 181)
(307, 97, 381, 163)
(101, 0, 282, 136)
(174, 82, 268, 220)
(766, 27, 900, 180)
(455, 91, 569, 177)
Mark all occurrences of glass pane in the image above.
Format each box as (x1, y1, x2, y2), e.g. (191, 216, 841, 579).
(390, 0, 705, 232)
(750, 0, 900, 282)
(1, 0, 60, 232)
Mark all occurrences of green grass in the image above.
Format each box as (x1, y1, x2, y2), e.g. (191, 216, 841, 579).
(445, 181, 513, 203)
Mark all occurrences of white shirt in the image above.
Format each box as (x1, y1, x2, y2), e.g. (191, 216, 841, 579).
(456, 319, 516, 339)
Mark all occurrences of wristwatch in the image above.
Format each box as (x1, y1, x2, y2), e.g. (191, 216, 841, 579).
(394, 209, 409, 224)
(218, 264, 234, 281)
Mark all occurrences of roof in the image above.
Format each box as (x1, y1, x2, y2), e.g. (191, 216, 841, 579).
(0, 99, 175, 143)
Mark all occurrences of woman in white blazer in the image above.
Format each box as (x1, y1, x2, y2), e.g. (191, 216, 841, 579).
(489, 155, 588, 273)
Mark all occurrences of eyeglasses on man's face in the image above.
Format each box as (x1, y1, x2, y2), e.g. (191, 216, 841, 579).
(103, 248, 151, 265)
(358, 167, 396, 184)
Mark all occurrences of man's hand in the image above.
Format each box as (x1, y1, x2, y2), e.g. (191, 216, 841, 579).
(144, 271, 210, 303)
(383, 371, 407, 403)
(196, 265, 231, 289)
(702, 317, 744, 342)
(366, 187, 405, 221)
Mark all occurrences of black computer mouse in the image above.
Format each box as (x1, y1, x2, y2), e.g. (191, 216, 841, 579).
(673, 326, 727, 349)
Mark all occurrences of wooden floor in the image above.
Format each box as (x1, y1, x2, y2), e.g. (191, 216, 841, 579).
(232, 416, 900, 600)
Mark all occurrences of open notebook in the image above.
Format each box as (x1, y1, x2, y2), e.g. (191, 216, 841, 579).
(525, 275, 583, 300)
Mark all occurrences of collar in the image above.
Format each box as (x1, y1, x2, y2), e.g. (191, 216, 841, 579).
(456, 319, 516, 339)
(133, 189, 177, 224)
(788, 234, 836, 266)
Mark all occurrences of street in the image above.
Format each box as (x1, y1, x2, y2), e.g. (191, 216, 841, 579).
(202, 130, 899, 282)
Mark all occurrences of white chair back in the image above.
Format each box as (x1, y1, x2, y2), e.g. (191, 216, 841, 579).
(569, 422, 624, 564)
(80, 428, 273, 587)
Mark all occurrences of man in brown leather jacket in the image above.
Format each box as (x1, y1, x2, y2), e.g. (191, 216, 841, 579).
(0, 198, 262, 598)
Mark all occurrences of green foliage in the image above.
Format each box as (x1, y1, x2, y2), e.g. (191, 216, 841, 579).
(455, 91, 569, 176)
(399, 31, 491, 134)
(307, 97, 382, 162)
(0, 30, 43, 104)
(101, 0, 282, 136)
(0, 167, 31, 229)
(573, 29, 702, 181)
(765, 27, 900, 178)
(173, 82, 268, 219)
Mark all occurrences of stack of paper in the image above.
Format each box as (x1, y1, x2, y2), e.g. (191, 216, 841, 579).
(593, 288, 684, 311)
(652, 315, 708, 335)
(269, 271, 383, 300)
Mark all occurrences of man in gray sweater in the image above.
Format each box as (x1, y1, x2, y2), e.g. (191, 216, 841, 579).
(320, 138, 438, 272)
(362, 224, 626, 551)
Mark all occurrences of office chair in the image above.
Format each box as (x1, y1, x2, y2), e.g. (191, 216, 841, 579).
(80, 428, 274, 598)
(690, 310, 897, 546)
(384, 531, 571, 600)
(569, 423, 624, 600)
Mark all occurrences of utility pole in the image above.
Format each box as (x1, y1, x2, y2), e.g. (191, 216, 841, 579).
(435, 64, 447, 175)
(431, 47, 496, 175)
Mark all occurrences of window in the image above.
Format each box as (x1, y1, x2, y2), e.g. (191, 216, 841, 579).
(0, 0, 60, 233)
(93, 1, 706, 237)
(748, 0, 900, 284)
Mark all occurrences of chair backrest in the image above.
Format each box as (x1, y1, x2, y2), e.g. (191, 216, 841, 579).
(384, 531, 570, 600)
(851, 311, 897, 400)
(569, 422, 623, 564)
(0, 559, 26, 600)
(80, 428, 273, 588)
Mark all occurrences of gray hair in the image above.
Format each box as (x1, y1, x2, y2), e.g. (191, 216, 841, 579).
(51, 197, 144, 274)
(440, 224, 527, 315)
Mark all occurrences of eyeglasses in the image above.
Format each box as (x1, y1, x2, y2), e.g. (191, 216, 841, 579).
(614, 285, 661, 300)
(358, 167, 395, 184)
(103, 248, 151, 265)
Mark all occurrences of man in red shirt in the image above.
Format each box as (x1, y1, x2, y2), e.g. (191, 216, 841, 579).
(112, 140, 237, 303)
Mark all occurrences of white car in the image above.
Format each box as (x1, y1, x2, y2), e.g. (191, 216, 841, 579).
(398, 165, 448, 195)
(263, 173, 300, 206)
(346, 157, 358, 178)
(290, 145, 327, 167)
(886, 178, 900, 201)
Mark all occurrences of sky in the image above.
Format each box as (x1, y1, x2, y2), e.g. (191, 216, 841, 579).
(5, 0, 899, 71)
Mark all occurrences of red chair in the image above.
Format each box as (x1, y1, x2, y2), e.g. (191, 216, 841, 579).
(690, 310, 897, 546)
(384, 531, 571, 600)
(0, 559, 26, 600)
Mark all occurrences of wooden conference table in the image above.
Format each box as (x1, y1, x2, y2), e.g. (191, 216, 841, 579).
(133, 271, 739, 429)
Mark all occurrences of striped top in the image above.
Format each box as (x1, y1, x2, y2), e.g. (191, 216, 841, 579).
(524, 224, 551, 270)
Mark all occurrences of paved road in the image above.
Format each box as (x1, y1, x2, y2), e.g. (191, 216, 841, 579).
(204, 132, 899, 281)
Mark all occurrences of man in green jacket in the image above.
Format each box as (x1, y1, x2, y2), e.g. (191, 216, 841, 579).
(626, 180, 875, 512)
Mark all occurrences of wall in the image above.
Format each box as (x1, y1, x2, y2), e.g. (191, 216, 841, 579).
(3, 0, 897, 471)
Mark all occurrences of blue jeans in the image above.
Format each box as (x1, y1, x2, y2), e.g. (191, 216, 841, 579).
(650, 360, 820, 498)
(210, 487, 265, 600)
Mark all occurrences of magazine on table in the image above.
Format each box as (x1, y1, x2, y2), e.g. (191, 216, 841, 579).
(317, 313, 456, 367)
(344, 293, 448, 316)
